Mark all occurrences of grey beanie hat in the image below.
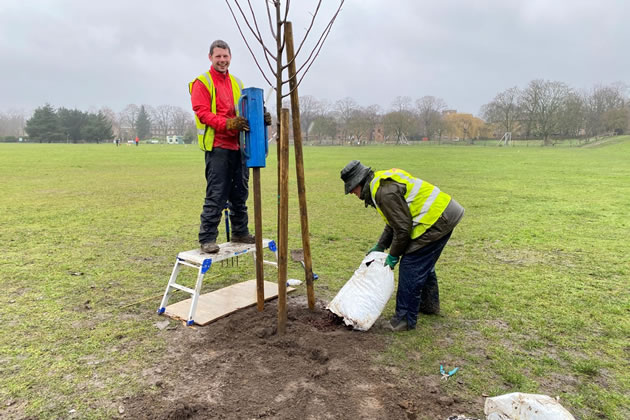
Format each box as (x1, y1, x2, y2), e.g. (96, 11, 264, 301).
(340, 160, 371, 194)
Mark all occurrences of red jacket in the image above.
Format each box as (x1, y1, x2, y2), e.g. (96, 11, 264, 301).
(190, 66, 240, 150)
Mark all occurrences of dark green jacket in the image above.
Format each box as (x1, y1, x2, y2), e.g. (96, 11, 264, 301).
(360, 172, 465, 258)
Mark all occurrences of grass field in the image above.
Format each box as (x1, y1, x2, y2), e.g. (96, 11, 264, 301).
(1, 139, 629, 419)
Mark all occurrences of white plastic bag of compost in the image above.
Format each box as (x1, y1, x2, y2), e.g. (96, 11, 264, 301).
(484, 392, 576, 420)
(327, 251, 394, 331)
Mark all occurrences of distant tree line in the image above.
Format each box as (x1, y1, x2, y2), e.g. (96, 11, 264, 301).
(288, 80, 629, 146)
(21, 104, 113, 143)
(113, 104, 195, 143)
(0, 103, 196, 143)
(481, 81, 629, 146)
(1, 80, 627, 145)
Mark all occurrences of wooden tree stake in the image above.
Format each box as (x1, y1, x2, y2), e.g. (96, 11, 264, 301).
(253, 167, 264, 311)
(277, 108, 290, 334)
(285, 22, 315, 310)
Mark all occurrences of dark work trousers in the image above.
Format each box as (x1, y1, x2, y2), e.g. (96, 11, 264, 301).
(199, 147, 250, 244)
(395, 231, 452, 329)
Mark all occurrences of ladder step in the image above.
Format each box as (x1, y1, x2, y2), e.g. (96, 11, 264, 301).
(170, 283, 196, 295)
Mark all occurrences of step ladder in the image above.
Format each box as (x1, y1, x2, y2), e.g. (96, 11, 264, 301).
(158, 239, 277, 326)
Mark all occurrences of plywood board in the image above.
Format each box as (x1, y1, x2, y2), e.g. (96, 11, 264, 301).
(164, 280, 294, 326)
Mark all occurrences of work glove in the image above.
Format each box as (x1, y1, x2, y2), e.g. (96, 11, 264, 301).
(226, 116, 250, 132)
(385, 254, 399, 270)
(366, 244, 385, 255)
(264, 107, 272, 126)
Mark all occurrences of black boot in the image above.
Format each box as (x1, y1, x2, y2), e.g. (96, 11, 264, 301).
(418, 282, 440, 315)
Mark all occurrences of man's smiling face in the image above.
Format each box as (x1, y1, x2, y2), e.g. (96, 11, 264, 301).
(209, 47, 231, 73)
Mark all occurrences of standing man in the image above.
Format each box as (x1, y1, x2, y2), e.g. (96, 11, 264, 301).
(189, 39, 271, 253)
(341, 161, 465, 331)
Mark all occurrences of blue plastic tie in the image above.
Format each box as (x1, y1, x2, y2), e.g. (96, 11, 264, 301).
(440, 364, 459, 378)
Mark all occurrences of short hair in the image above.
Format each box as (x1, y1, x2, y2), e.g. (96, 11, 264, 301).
(209, 40, 231, 55)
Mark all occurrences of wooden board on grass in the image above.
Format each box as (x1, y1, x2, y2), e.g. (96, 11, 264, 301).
(164, 280, 295, 326)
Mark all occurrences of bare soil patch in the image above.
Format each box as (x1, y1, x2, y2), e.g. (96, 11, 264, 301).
(122, 296, 480, 419)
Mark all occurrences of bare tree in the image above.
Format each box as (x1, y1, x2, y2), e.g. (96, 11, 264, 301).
(384, 97, 415, 143)
(120, 104, 139, 140)
(311, 112, 337, 144)
(171, 106, 193, 137)
(558, 92, 585, 138)
(225, 0, 344, 117)
(584, 83, 627, 136)
(519, 79, 570, 145)
(364, 104, 382, 143)
(416, 96, 446, 139)
(299, 95, 323, 143)
(383, 110, 415, 144)
(100, 107, 120, 140)
(346, 107, 372, 145)
(152, 105, 175, 140)
(481, 87, 520, 137)
(0, 109, 26, 138)
(225, 0, 345, 320)
(392, 96, 413, 113)
(334, 96, 358, 144)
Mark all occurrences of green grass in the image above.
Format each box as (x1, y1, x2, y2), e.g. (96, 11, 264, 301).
(1, 139, 629, 419)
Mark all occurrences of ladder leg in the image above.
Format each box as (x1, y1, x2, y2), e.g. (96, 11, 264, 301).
(186, 266, 206, 326)
(158, 259, 182, 314)
(261, 240, 279, 267)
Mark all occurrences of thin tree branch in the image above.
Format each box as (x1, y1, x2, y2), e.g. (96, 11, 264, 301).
(225, 0, 275, 86)
(288, 20, 335, 96)
(231, 0, 277, 61)
(245, 0, 277, 76)
(275, 1, 283, 116)
(279, 0, 290, 51)
(292, 1, 343, 77)
(284, 0, 291, 23)
(265, 0, 277, 40)
(282, 0, 343, 73)
(293, 0, 322, 61)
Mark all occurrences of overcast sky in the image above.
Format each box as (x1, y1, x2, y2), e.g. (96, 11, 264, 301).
(1, 0, 628, 117)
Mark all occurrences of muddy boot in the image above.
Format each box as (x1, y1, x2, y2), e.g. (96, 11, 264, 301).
(418, 282, 440, 315)
(381, 317, 413, 332)
(231, 233, 255, 244)
(200, 242, 220, 254)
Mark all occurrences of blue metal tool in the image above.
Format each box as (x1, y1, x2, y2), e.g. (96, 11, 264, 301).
(238, 87, 268, 168)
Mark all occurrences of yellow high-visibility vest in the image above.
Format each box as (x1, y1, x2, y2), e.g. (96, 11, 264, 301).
(189, 71, 243, 151)
(370, 168, 451, 239)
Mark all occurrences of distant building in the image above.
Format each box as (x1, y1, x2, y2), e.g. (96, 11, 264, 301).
(151, 127, 178, 138)
(166, 135, 184, 144)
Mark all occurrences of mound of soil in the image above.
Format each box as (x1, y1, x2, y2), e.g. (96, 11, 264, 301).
(122, 296, 479, 419)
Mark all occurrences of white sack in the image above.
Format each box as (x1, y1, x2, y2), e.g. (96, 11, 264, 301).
(326, 252, 394, 331)
(484, 392, 575, 420)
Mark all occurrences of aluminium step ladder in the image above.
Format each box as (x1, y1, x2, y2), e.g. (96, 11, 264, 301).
(158, 239, 277, 326)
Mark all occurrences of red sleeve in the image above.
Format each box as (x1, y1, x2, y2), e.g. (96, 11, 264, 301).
(190, 79, 227, 132)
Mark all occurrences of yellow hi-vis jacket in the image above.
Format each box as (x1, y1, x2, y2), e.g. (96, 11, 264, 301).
(370, 168, 451, 239)
(189, 71, 243, 151)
